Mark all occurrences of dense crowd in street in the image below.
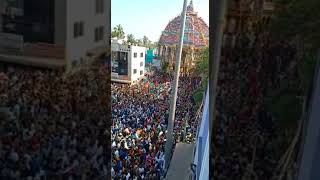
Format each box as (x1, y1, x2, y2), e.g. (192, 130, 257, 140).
(0, 61, 110, 180)
(111, 71, 202, 179)
(212, 38, 297, 180)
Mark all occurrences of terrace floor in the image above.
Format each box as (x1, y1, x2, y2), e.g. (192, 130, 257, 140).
(166, 143, 195, 180)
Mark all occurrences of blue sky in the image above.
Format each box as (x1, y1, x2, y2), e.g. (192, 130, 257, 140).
(111, 0, 209, 42)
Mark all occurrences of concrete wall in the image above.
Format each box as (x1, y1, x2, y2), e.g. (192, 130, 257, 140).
(65, 0, 108, 68)
(298, 53, 320, 180)
(0, 1, 2, 32)
(193, 86, 209, 180)
(0, 12, 2, 33)
(129, 46, 146, 82)
(106, 0, 111, 49)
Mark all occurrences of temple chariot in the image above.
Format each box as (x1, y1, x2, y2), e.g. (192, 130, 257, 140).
(158, 0, 209, 74)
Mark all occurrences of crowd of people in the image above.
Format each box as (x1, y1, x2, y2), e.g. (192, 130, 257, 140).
(212, 37, 297, 180)
(0, 61, 110, 180)
(111, 70, 202, 179)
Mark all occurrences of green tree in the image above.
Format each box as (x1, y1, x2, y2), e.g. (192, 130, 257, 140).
(127, 34, 136, 45)
(192, 46, 209, 107)
(136, 39, 143, 46)
(111, 24, 125, 39)
(161, 61, 169, 73)
(194, 46, 209, 78)
(151, 41, 158, 49)
(143, 36, 149, 47)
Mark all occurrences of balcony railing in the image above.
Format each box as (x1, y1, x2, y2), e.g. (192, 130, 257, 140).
(118, 75, 130, 81)
(263, 2, 275, 11)
(0, 42, 65, 59)
(24, 43, 65, 59)
(192, 85, 209, 180)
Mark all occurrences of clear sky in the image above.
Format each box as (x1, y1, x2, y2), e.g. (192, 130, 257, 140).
(111, 0, 209, 42)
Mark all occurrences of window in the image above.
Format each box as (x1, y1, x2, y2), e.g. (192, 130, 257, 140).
(112, 51, 118, 61)
(140, 70, 143, 75)
(74, 22, 84, 38)
(134, 53, 137, 58)
(79, 22, 84, 36)
(140, 62, 143, 67)
(73, 23, 77, 38)
(95, 26, 104, 42)
(140, 52, 143, 57)
(72, 60, 77, 67)
(96, 0, 104, 14)
(118, 52, 128, 75)
(133, 69, 137, 74)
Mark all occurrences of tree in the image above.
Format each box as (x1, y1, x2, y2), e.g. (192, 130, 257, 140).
(143, 36, 153, 47)
(136, 39, 143, 46)
(194, 46, 209, 78)
(111, 24, 125, 39)
(193, 46, 209, 107)
(127, 34, 136, 45)
(150, 41, 158, 49)
(161, 61, 169, 73)
(143, 36, 149, 47)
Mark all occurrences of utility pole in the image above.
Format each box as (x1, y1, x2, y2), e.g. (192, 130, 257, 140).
(164, 0, 188, 171)
(209, 0, 228, 144)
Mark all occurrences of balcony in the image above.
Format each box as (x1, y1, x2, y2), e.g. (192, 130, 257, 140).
(228, 0, 239, 11)
(166, 85, 209, 180)
(263, 2, 275, 12)
(2, 14, 55, 44)
(23, 43, 65, 59)
(297, 51, 320, 180)
(193, 85, 209, 179)
(0, 42, 65, 60)
(166, 143, 195, 180)
(111, 75, 131, 83)
(227, 0, 252, 16)
(0, 33, 65, 68)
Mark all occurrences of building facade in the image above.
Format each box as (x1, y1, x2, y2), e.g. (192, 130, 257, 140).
(223, 0, 276, 48)
(297, 53, 320, 180)
(111, 39, 146, 83)
(193, 85, 209, 180)
(0, 0, 110, 70)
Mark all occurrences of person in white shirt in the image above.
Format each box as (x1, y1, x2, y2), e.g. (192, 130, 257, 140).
(112, 141, 116, 148)
(114, 150, 119, 158)
(139, 166, 145, 175)
(111, 167, 115, 178)
(126, 172, 131, 180)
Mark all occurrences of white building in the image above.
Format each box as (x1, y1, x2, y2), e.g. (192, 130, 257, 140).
(0, 0, 110, 70)
(111, 39, 146, 83)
